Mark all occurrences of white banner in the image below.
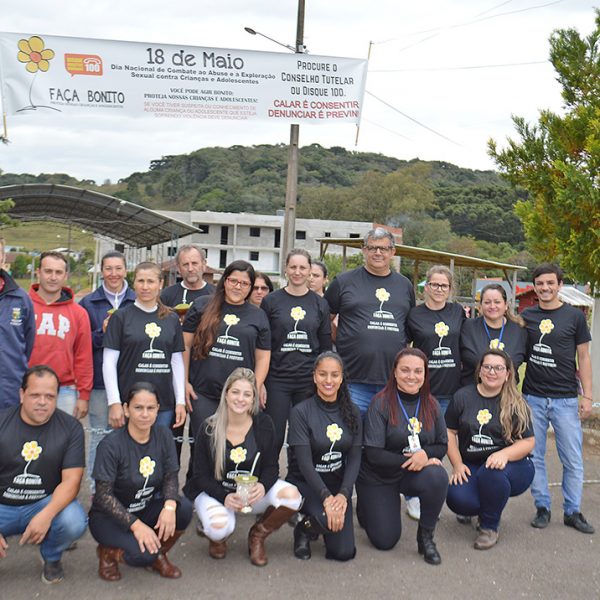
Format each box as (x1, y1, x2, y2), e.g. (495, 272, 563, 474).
(0, 32, 367, 125)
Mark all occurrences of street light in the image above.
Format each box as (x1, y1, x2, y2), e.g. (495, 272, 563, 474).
(245, 0, 306, 281)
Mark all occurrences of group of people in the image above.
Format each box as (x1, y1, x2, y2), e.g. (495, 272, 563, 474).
(0, 228, 594, 585)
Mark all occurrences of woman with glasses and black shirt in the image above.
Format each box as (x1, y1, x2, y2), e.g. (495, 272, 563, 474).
(445, 349, 534, 550)
(248, 272, 274, 307)
(182, 260, 271, 438)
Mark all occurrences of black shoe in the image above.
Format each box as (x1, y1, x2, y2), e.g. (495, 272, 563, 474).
(456, 515, 472, 525)
(42, 560, 64, 584)
(564, 512, 595, 534)
(293, 522, 312, 560)
(531, 507, 551, 529)
(416, 525, 441, 566)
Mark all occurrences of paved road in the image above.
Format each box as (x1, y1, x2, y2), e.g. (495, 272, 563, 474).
(1, 435, 599, 599)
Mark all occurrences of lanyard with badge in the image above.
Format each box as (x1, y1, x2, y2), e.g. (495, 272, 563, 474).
(483, 318, 505, 348)
(397, 392, 421, 452)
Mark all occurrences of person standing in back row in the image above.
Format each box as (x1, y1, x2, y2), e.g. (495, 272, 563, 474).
(522, 263, 594, 534)
(325, 228, 415, 418)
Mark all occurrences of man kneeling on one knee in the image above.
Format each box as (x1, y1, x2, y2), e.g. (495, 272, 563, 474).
(0, 365, 87, 584)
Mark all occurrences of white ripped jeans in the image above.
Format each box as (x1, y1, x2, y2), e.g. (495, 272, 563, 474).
(194, 479, 302, 541)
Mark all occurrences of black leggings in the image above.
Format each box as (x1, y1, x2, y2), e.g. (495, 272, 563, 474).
(89, 495, 193, 567)
(356, 465, 448, 550)
(290, 478, 355, 561)
(265, 377, 314, 453)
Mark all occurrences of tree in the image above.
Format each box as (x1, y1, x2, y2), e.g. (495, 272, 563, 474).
(488, 11, 600, 288)
(0, 198, 15, 226)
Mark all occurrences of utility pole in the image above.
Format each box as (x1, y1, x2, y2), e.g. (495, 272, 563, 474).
(280, 0, 305, 280)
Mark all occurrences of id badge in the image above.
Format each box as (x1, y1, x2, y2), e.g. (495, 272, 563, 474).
(408, 434, 421, 452)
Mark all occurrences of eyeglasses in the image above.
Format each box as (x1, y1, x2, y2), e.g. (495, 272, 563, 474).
(364, 245, 394, 254)
(480, 364, 507, 373)
(226, 277, 251, 289)
(427, 282, 450, 291)
(253, 285, 269, 292)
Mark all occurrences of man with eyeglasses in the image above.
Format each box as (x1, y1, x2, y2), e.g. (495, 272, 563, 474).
(522, 263, 594, 534)
(325, 228, 415, 418)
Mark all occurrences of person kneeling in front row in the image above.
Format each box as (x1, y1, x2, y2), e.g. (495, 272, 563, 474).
(184, 368, 302, 566)
(356, 348, 448, 565)
(445, 349, 535, 549)
(89, 382, 192, 581)
(0, 365, 87, 584)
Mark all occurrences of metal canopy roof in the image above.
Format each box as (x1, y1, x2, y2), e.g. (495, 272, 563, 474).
(0, 184, 200, 247)
(317, 237, 527, 272)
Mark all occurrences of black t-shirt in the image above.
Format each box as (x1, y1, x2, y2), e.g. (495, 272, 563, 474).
(445, 384, 534, 465)
(0, 406, 85, 506)
(288, 396, 362, 491)
(325, 267, 416, 385)
(408, 302, 465, 396)
(261, 289, 332, 382)
(360, 393, 447, 485)
(183, 297, 271, 401)
(103, 304, 185, 410)
(460, 317, 527, 386)
(93, 426, 179, 513)
(219, 429, 260, 493)
(160, 282, 215, 308)
(522, 304, 591, 398)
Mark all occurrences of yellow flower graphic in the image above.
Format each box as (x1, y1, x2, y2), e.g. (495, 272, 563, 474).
(230, 446, 247, 466)
(538, 319, 554, 345)
(139, 456, 156, 478)
(326, 423, 343, 443)
(290, 306, 306, 322)
(375, 288, 390, 303)
(21, 440, 43, 462)
(489, 338, 505, 351)
(434, 321, 449, 337)
(326, 423, 343, 454)
(408, 417, 422, 434)
(476, 409, 492, 436)
(223, 314, 240, 338)
(17, 36, 55, 73)
(145, 322, 162, 352)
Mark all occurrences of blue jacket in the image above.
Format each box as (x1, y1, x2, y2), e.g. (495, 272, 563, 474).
(0, 270, 35, 409)
(79, 285, 136, 389)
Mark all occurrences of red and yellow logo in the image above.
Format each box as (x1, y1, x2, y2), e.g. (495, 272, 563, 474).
(64, 53, 103, 76)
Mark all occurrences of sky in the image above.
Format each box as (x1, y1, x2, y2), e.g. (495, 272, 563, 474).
(0, 0, 597, 183)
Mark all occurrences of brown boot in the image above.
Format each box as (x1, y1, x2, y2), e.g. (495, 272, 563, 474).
(208, 537, 228, 559)
(97, 545, 124, 581)
(150, 530, 184, 578)
(248, 506, 298, 567)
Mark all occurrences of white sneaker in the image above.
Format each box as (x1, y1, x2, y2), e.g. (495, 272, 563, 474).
(405, 496, 421, 521)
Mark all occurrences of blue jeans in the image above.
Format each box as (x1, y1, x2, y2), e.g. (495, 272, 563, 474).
(57, 384, 77, 417)
(348, 383, 384, 419)
(524, 394, 584, 514)
(435, 395, 452, 415)
(155, 409, 174, 429)
(446, 458, 534, 530)
(87, 389, 111, 489)
(0, 495, 87, 561)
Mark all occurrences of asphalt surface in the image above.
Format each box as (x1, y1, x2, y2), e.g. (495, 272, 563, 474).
(1, 433, 599, 600)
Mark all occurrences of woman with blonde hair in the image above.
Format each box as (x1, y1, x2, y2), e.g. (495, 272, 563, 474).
(184, 368, 301, 566)
(446, 349, 535, 550)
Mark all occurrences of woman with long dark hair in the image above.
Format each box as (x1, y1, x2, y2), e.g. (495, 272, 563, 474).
(261, 249, 332, 453)
(182, 260, 271, 434)
(446, 349, 534, 550)
(356, 348, 448, 565)
(90, 382, 193, 581)
(103, 262, 186, 431)
(183, 368, 301, 566)
(287, 351, 362, 561)
(248, 272, 274, 307)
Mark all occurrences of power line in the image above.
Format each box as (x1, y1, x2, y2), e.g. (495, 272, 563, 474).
(365, 90, 461, 146)
(361, 118, 413, 141)
(369, 60, 548, 73)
